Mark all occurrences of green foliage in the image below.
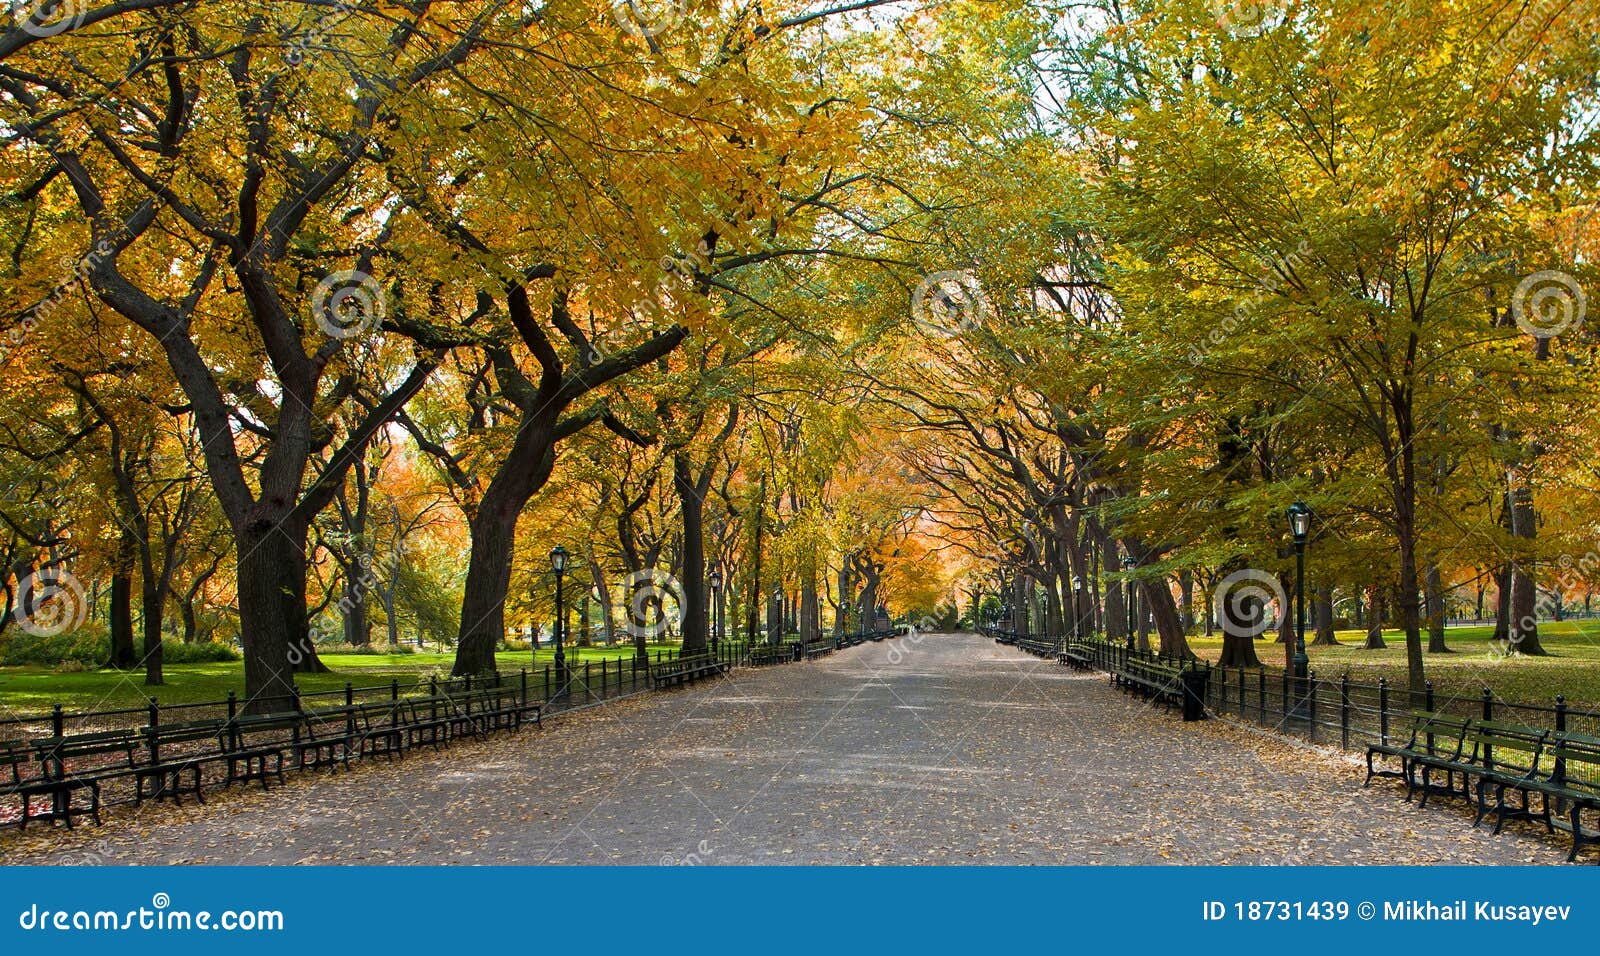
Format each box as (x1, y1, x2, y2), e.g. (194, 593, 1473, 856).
(0, 626, 109, 666)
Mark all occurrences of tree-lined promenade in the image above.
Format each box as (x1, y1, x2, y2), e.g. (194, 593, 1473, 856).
(2, 0, 1598, 719)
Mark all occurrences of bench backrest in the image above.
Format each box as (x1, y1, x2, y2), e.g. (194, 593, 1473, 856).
(0, 740, 31, 786)
(1405, 711, 1471, 755)
(1467, 721, 1547, 777)
(1552, 732, 1600, 795)
(34, 730, 141, 779)
(224, 712, 307, 750)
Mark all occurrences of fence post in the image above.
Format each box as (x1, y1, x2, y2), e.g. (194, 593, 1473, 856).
(292, 683, 302, 712)
(1424, 681, 1436, 754)
(584, 661, 592, 704)
(1555, 695, 1569, 785)
(1307, 673, 1317, 743)
(226, 691, 238, 749)
(1378, 678, 1389, 745)
(51, 703, 64, 738)
(391, 678, 399, 701)
(544, 665, 551, 704)
(147, 696, 160, 763)
(521, 668, 529, 707)
(1340, 674, 1350, 750)
(1258, 669, 1266, 724)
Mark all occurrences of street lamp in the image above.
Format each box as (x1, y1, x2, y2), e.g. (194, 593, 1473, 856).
(1071, 575, 1084, 645)
(1287, 501, 1312, 700)
(550, 545, 568, 691)
(709, 568, 724, 660)
(1122, 555, 1136, 653)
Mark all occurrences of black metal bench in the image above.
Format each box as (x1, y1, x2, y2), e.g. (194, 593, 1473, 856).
(22, 730, 145, 828)
(1463, 721, 1552, 833)
(1528, 733, 1600, 861)
(744, 645, 789, 666)
(1061, 642, 1094, 670)
(650, 655, 729, 688)
(1112, 657, 1187, 708)
(135, 719, 221, 806)
(1365, 711, 1473, 803)
(222, 712, 301, 789)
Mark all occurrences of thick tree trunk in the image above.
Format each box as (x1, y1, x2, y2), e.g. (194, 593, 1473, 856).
(1179, 570, 1194, 631)
(1425, 563, 1450, 653)
(341, 573, 371, 647)
(1507, 484, 1547, 654)
(141, 576, 164, 685)
(673, 455, 709, 657)
(1145, 579, 1192, 659)
(237, 518, 314, 712)
(1215, 563, 1264, 668)
(1311, 583, 1338, 645)
(455, 502, 517, 676)
(108, 533, 137, 669)
(1363, 585, 1387, 649)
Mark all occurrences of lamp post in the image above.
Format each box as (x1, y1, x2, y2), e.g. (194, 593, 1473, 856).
(709, 568, 724, 660)
(551, 545, 568, 692)
(1287, 501, 1312, 708)
(1071, 575, 1084, 645)
(1122, 555, 1136, 652)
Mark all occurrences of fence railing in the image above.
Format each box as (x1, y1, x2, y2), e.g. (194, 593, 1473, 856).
(0, 630, 897, 827)
(984, 628, 1600, 780)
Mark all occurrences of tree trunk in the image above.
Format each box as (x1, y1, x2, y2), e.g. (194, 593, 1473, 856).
(673, 453, 709, 657)
(1215, 564, 1264, 668)
(237, 517, 314, 712)
(1179, 570, 1194, 632)
(108, 532, 138, 669)
(1145, 579, 1192, 659)
(1507, 484, 1548, 654)
(455, 501, 517, 676)
(1425, 563, 1450, 653)
(1363, 585, 1387, 649)
(141, 574, 164, 685)
(1311, 583, 1338, 645)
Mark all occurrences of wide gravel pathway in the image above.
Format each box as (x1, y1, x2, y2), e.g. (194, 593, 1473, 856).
(1, 633, 1560, 864)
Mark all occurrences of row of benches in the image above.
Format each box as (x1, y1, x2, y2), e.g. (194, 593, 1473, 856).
(1367, 711, 1600, 861)
(1, 687, 541, 830)
(649, 655, 732, 688)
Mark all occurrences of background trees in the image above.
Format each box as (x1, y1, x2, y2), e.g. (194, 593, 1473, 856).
(2, 0, 1598, 702)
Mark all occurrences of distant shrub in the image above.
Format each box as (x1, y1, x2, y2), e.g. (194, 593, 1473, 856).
(0, 627, 108, 666)
(317, 642, 416, 656)
(500, 639, 533, 652)
(160, 641, 240, 663)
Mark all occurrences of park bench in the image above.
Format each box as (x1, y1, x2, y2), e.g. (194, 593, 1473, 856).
(1524, 733, 1600, 861)
(221, 712, 301, 789)
(1461, 721, 1552, 833)
(349, 700, 408, 760)
(297, 706, 363, 772)
(650, 655, 729, 689)
(1364, 711, 1473, 803)
(402, 698, 455, 751)
(23, 730, 145, 828)
(745, 645, 789, 666)
(135, 718, 223, 806)
(1061, 642, 1094, 670)
(1112, 657, 1187, 708)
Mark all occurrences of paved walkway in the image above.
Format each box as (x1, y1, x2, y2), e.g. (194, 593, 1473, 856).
(3, 633, 1560, 864)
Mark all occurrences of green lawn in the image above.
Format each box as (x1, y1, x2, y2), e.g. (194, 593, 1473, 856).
(1186, 619, 1600, 707)
(0, 642, 678, 717)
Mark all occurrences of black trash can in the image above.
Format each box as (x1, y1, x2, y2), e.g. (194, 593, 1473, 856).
(1181, 667, 1209, 722)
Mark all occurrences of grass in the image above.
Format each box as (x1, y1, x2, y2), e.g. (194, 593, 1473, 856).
(0, 642, 678, 717)
(1185, 619, 1600, 708)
